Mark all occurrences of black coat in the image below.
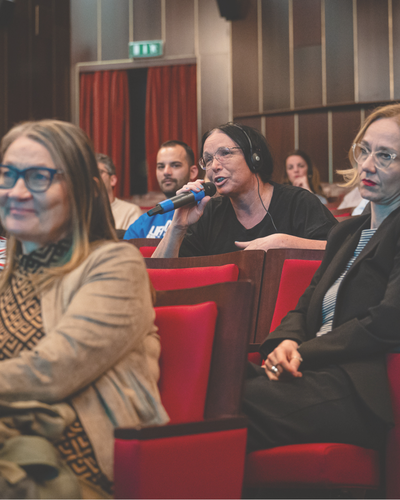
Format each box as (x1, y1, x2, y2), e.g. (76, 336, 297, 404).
(260, 206, 400, 425)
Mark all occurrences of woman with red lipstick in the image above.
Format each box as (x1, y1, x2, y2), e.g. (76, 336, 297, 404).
(152, 123, 336, 258)
(242, 103, 400, 455)
(0, 120, 168, 497)
(283, 149, 327, 204)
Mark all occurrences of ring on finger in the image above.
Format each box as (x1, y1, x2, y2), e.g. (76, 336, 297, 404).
(291, 355, 303, 362)
(270, 365, 279, 374)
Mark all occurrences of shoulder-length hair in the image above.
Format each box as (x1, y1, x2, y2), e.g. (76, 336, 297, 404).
(282, 149, 325, 197)
(338, 103, 400, 186)
(0, 119, 117, 292)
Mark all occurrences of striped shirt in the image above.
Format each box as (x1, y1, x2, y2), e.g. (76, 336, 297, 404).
(316, 228, 377, 337)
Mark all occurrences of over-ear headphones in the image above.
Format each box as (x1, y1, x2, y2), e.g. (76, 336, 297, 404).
(232, 123, 262, 172)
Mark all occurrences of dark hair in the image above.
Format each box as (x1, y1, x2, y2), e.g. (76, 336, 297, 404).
(159, 140, 195, 167)
(200, 123, 274, 183)
(283, 149, 325, 197)
(96, 153, 116, 176)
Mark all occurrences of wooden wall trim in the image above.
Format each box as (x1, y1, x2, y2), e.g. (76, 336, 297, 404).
(233, 99, 397, 120)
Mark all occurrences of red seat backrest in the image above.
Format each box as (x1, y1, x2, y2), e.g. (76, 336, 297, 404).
(269, 259, 321, 332)
(148, 264, 239, 290)
(139, 246, 157, 257)
(155, 302, 218, 423)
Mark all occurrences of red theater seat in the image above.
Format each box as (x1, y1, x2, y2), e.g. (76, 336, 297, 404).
(147, 264, 239, 290)
(155, 302, 218, 423)
(114, 281, 253, 499)
(255, 248, 325, 343)
(127, 238, 160, 257)
(269, 258, 321, 332)
(138, 246, 157, 257)
(244, 256, 382, 497)
(146, 250, 265, 342)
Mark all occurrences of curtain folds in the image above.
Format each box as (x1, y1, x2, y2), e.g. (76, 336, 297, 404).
(145, 64, 198, 192)
(79, 70, 131, 199)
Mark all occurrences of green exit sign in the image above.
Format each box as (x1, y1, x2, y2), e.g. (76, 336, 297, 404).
(129, 40, 163, 58)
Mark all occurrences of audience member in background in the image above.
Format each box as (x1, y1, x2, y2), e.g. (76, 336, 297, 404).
(96, 153, 141, 230)
(337, 185, 369, 215)
(283, 149, 327, 204)
(153, 123, 337, 258)
(124, 140, 198, 240)
(0, 120, 168, 497)
(243, 103, 400, 456)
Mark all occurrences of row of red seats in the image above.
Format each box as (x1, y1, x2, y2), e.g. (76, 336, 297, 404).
(114, 243, 400, 498)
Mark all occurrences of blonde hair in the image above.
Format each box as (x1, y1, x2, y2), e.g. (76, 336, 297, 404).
(338, 103, 400, 186)
(0, 120, 117, 293)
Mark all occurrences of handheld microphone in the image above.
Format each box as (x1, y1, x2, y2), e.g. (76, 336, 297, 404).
(147, 182, 216, 216)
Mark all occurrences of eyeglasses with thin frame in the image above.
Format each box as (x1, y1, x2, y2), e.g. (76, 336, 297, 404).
(352, 143, 398, 170)
(0, 164, 64, 193)
(199, 146, 242, 170)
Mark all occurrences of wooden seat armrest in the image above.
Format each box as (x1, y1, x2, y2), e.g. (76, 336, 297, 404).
(114, 415, 247, 440)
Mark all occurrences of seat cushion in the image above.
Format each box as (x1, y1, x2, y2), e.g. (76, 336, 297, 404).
(245, 443, 380, 488)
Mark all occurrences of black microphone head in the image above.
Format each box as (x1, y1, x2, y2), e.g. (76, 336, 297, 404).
(203, 182, 216, 197)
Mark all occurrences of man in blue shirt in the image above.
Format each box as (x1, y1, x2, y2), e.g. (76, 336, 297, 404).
(124, 141, 198, 239)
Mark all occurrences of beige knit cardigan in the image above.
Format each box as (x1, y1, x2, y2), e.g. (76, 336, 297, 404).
(0, 241, 169, 480)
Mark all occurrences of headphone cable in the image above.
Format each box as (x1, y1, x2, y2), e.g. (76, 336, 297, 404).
(256, 175, 278, 233)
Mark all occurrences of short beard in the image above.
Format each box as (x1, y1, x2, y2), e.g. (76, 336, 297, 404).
(162, 175, 191, 199)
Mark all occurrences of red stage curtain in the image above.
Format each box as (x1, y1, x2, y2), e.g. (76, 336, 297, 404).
(145, 64, 198, 192)
(79, 70, 131, 199)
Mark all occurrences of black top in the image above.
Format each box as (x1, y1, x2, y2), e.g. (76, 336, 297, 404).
(261, 207, 400, 425)
(179, 182, 337, 257)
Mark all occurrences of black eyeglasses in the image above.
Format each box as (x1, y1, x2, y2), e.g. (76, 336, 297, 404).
(0, 164, 64, 193)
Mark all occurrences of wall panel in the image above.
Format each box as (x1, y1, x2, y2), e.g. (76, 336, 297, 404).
(292, 0, 321, 48)
(236, 116, 263, 132)
(7, 0, 31, 126)
(232, 0, 258, 115)
(70, 0, 97, 64)
(165, 0, 195, 57)
(294, 45, 322, 108)
(331, 109, 361, 183)
(264, 114, 294, 182)
(54, 0, 71, 120)
(198, 0, 231, 134)
(293, 0, 322, 108)
(262, 0, 290, 111)
(101, 0, 129, 61)
(325, 0, 354, 104)
(133, 0, 161, 42)
(0, 27, 7, 135)
(298, 112, 329, 182)
(198, 0, 230, 55)
(32, 0, 53, 119)
(357, 0, 390, 102)
(200, 54, 231, 134)
(392, 0, 400, 99)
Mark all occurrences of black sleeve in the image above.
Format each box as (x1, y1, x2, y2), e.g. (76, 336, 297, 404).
(258, 217, 358, 358)
(260, 215, 400, 369)
(287, 189, 338, 240)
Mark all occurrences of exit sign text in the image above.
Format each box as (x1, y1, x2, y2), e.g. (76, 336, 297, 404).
(129, 40, 163, 58)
